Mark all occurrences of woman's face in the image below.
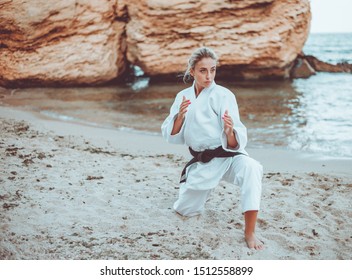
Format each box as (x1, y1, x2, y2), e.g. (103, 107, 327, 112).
(190, 57, 216, 90)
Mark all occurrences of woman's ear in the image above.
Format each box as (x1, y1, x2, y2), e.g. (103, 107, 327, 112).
(190, 68, 194, 77)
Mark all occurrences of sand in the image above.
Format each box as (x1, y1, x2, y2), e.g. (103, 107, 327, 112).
(0, 105, 352, 260)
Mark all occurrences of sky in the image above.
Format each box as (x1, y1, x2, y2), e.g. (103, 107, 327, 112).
(310, 0, 352, 33)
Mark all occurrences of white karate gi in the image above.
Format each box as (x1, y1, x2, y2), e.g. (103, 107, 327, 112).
(161, 81, 263, 216)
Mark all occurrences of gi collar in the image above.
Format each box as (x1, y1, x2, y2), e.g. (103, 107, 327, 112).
(192, 80, 217, 96)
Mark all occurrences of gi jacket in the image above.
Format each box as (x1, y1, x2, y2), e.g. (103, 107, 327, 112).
(161, 81, 249, 190)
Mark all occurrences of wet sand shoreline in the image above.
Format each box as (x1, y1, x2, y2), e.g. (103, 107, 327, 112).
(2, 76, 352, 158)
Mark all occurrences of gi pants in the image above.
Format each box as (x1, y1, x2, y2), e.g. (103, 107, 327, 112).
(174, 155, 263, 217)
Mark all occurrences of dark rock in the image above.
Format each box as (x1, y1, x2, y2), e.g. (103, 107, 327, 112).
(305, 55, 352, 73)
(291, 53, 352, 79)
(290, 57, 316, 78)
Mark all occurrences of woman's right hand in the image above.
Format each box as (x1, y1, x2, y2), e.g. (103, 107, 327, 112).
(171, 96, 191, 135)
(177, 96, 191, 121)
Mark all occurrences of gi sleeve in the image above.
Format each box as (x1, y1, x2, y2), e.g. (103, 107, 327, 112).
(161, 93, 186, 145)
(219, 91, 248, 152)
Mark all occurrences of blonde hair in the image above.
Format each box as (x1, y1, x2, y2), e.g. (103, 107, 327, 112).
(183, 47, 218, 83)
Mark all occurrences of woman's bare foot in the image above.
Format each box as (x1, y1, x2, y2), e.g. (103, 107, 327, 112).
(245, 233, 264, 250)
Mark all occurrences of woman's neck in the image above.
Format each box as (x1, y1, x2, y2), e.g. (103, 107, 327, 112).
(194, 84, 204, 97)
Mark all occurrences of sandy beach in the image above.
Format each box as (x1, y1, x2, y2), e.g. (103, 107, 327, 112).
(1, 105, 351, 260)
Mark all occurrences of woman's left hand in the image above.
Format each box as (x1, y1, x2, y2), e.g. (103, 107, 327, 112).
(223, 110, 238, 148)
(222, 110, 234, 136)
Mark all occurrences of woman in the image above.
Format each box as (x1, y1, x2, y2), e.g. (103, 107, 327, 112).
(161, 47, 264, 250)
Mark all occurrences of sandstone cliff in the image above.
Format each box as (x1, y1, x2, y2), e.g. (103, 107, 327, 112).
(126, 0, 311, 80)
(0, 0, 126, 87)
(0, 0, 312, 87)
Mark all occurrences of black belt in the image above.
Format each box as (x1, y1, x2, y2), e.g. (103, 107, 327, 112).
(180, 146, 243, 183)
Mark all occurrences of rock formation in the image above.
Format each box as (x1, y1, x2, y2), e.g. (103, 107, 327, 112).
(290, 53, 352, 79)
(126, 0, 311, 80)
(290, 56, 316, 79)
(0, 0, 314, 87)
(0, 0, 126, 87)
(304, 55, 352, 73)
